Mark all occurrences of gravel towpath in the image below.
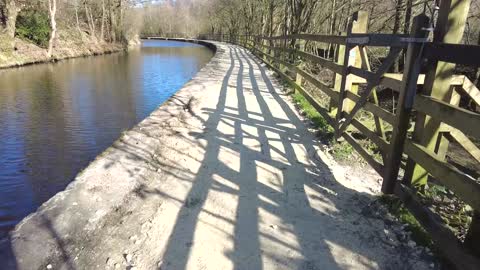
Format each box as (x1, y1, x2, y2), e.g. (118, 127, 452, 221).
(1, 42, 438, 270)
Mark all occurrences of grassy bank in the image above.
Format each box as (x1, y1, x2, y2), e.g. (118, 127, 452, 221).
(0, 29, 124, 69)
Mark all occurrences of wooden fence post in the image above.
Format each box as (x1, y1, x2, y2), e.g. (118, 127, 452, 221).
(404, 0, 471, 187)
(382, 14, 430, 194)
(296, 39, 306, 86)
(330, 32, 345, 116)
(334, 11, 368, 136)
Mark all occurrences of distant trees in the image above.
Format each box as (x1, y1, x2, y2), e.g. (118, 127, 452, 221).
(0, 0, 143, 57)
(2, 0, 479, 61)
(137, 0, 479, 50)
(47, 0, 56, 57)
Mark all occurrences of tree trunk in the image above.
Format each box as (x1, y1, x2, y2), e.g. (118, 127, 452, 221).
(109, 0, 117, 42)
(0, 0, 18, 51)
(47, 0, 57, 58)
(327, 0, 337, 58)
(75, 0, 81, 34)
(101, 0, 105, 41)
(84, 1, 95, 39)
(404, 0, 413, 34)
(392, 0, 404, 73)
(475, 31, 480, 88)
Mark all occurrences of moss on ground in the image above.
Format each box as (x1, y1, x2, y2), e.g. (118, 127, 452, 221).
(379, 195, 433, 248)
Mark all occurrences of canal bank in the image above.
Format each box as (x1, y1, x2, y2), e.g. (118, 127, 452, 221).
(2, 41, 437, 269)
(0, 34, 126, 70)
(0, 40, 213, 236)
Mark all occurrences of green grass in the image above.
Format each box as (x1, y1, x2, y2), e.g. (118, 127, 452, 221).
(331, 141, 355, 160)
(289, 88, 357, 160)
(379, 195, 433, 248)
(291, 91, 333, 135)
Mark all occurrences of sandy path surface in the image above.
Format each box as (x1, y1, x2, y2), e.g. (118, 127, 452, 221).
(1, 42, 437, 270)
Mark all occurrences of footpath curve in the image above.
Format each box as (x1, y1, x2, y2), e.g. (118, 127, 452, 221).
(2, 41, 437, 269)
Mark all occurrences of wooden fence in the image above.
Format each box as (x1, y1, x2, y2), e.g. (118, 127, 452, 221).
(199, 1, 480, 269)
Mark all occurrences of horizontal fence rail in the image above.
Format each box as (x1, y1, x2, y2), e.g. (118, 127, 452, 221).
(149, 4, 480, 269)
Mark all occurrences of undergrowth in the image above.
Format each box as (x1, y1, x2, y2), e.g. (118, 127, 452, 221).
(289, 87, 359, 162)
(379, 195, 433, 248)
(15, 9, 51, 48)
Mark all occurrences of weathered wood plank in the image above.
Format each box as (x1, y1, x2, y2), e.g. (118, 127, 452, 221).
(348, 66, 374, 80)
(345, 91, 396, 124)
(404, 139, 480, 210)
(394, 184, 480, 270)
(446, 128, 480, 163)
(382, 14, 430, 193)
(413, 95, 480, 139)
(405, 0, 472, 187)
(343, 132, 384, 176)
(296, 69, 339, 100)
(338, 47, 402, 135)
(259, 34, 347, 44)
(258, 33, 422, 47)
(424, 43, 480, 66)
(349, 74, 466, 92)
(254, 43, 344, 74)
(349, 118, 389, 152)
(335, 11, 369, 137)
(358, 45, 387, 162)
(462, 77, 480, 107)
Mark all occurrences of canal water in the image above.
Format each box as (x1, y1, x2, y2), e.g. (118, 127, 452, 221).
(0, 40, 213, 234)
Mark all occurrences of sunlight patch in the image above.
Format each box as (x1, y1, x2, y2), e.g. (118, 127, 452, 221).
(304, 184, 339, 215)
(265, 130, 289, 164)
(218, 145, 240, 173)
(256, 161, 284, 193)
(325, 240, 379, 269)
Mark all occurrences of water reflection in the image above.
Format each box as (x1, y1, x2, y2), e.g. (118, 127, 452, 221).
(0, 40, 213, 233)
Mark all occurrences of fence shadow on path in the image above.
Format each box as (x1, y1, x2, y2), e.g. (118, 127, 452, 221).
(152, 45, 397, 270)
(2, 44, 422, 270)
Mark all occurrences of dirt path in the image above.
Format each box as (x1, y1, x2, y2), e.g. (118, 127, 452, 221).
(2, 42, 438, 270)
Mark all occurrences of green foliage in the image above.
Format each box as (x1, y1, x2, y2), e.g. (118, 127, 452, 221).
(15, 9, 51, 48)
(331, 141, 355, 161)
(421, 184, 474, 239)
(288, 87, 360, 161)
(291, 90, 334, 139)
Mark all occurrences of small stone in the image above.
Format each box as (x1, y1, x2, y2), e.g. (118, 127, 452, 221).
(125, 254, 133, 263)
(407, 240, 416, 248)
(157, 168, 162, 172)
(46, 265, 53, 270)
(114, 263, 121, 269)
(430, 263, 435, 268)
(106, 257, 114, 266)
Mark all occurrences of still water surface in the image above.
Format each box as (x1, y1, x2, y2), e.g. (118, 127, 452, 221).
(0, 40, 213, 233)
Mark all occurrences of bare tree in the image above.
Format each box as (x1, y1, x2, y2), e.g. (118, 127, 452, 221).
(47, 0, 57, 57)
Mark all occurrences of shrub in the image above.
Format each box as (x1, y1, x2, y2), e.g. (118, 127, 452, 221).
(15, 9, 51, 48)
